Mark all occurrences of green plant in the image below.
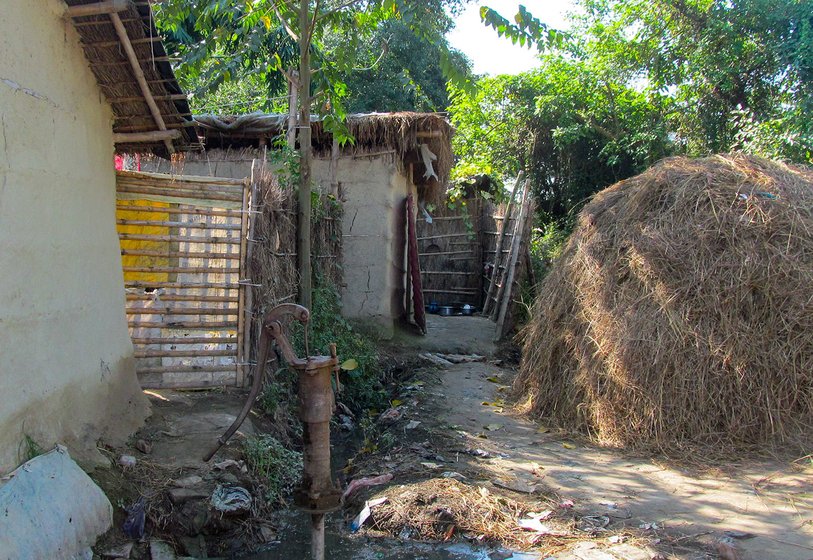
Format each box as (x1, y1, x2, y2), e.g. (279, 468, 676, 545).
(290, 280, 385, 413)
(242, 435, 302, 505)
(258, 365, 297, 417)
(21, 435, 44, 462)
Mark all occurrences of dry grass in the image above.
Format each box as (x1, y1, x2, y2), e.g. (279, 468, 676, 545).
(195, 112, 453, 203)
(515, 154, 813, 454)
(367, 478, 562, 549)
(65, 1, 194, 155)
(248, 167, 342, 383)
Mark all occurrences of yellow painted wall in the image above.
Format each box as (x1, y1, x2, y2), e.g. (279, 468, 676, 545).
(0, 0, 149, 473)
(117, 200, 170, 283)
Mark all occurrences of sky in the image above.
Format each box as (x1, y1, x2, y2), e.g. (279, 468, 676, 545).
(446, 0, 576, 76)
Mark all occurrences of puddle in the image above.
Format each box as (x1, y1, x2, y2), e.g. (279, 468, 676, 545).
(241, 511, 541, 560)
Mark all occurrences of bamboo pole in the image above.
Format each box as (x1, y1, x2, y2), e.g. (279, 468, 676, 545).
(116, 220, 242, 230)
(128, 321, 237, 329)
(122, 266, 241, 274)
(132, 336, 237, 345)
(138, 365, 237, 375)
(417, 232, 474, 240)
(118, 233, 240, 244)
(109, 11, 174, 154)
(117, 169, 248, 187)
(241, 169, 260, 388)
(65, 0, 128, 18)
(420, 271, 478, 276)
(125, 308, 237, 316)
(116, 179, 245, 194)
(116, 180, 244, 197)
(126, 294, 238, 303)
(84, 35, 163, 48)
(121, 250, 240, 260)
(422, 288, 478, 295)
(483, 173, 523, 316)
(116, 186, 242, 203)
(287, 72, 299, 148)
(494, 181, 531, 338)
(113, 130, 181, 144)
(135, 349, 236, 359)
(236, 168, 251, 387)
(125, 281, 240, 289)
(417, 250, 474, 256)
(116, 205, 244, 218)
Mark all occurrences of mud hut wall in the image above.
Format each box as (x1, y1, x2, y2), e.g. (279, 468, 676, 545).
(0, 0, 149, 473)
(311, 154, 413, 338)
(417, 198, 484, 309)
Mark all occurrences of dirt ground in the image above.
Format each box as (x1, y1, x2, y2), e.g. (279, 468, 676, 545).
(92, 315, 812, 560)
(347, 315, 813, 560)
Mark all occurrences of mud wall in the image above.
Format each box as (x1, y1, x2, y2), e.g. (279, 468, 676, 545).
(0, 0, 149, 473)
(144, 151, 415, 338)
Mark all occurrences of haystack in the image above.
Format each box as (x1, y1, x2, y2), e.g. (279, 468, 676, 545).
(515, 154, 813, 453)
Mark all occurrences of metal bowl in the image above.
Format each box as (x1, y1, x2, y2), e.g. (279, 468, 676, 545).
(439, 305, 455, 316)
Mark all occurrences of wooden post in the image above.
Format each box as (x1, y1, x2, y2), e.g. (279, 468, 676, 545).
(483, 173, 523, 316)
(494, 181, 531, 339)
(236, 163, 252, 387)
(109, 11, 175, 154)
(113, 130, 181, 144)
(297, 1, 313, 311)
(329, 137, 340, 197)
(287, 71, 299, 149)
(65, 0, 128, 18)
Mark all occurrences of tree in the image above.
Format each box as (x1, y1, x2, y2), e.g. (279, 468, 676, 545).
(575, 0, 813, 161)
(450, 55, 672, 223)
(158, 0, 474, 309)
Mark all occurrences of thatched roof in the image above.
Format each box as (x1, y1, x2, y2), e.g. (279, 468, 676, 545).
(65, 0, 195, 156)
(194, 112, 454, 198)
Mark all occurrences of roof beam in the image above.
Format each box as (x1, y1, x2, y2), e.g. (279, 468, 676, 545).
(65, 0, 129, 18)
(113, 130, 181, 144)
(108, 10, 175, 154)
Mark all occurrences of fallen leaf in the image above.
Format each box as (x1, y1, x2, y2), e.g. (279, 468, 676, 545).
(486, 376, 501, 383)
(537, 426, 550, 434)
(420, 462, 441, 470)
(562, 442, 576, 449)
(405, 420, 421, 430)
(484, 424, 504, 431)
(475, 432, 489, 439)
(340, 358, 358, 371)
(481, 401, 491, 406)
(390, 399, 403, 407)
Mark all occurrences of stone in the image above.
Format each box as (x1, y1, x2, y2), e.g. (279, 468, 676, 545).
(172, 475, 204, 488)
(169, 487, 210, 504)
(102, 543, 134, 558)
(149, 539, 177, 560)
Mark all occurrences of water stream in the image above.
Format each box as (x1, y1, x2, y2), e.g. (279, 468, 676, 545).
(242, 511, 542, 560)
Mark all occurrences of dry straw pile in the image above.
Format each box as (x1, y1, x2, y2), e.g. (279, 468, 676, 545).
(515, 154, 813, 453)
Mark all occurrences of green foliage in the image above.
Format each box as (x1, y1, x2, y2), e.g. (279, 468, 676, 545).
(242, 435, 302, 504)
(450, 55, 672, 223)
(480, 4, 567, 51)
(529, 223, 570, 281)
(21, 435, 44, 462)
(290, 281, 385, 413)
(573, 0, 813, 162)
(156, 0, 475, 118)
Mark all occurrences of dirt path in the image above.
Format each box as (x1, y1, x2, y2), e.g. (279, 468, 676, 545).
(396, 316, 813, 560)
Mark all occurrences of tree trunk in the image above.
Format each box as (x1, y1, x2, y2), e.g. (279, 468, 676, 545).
(297, 0, 312, 311)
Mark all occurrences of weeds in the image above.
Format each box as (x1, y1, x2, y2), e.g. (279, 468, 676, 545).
(21, 434, 43, 462)
(291, 281, 385, 413)
(242, 435, 302, 505)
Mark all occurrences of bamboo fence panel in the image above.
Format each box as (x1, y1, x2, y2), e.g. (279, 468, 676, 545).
(116, 170, 250, 389)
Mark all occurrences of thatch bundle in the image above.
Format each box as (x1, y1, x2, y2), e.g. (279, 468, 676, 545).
(515, 154, 813, 453)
